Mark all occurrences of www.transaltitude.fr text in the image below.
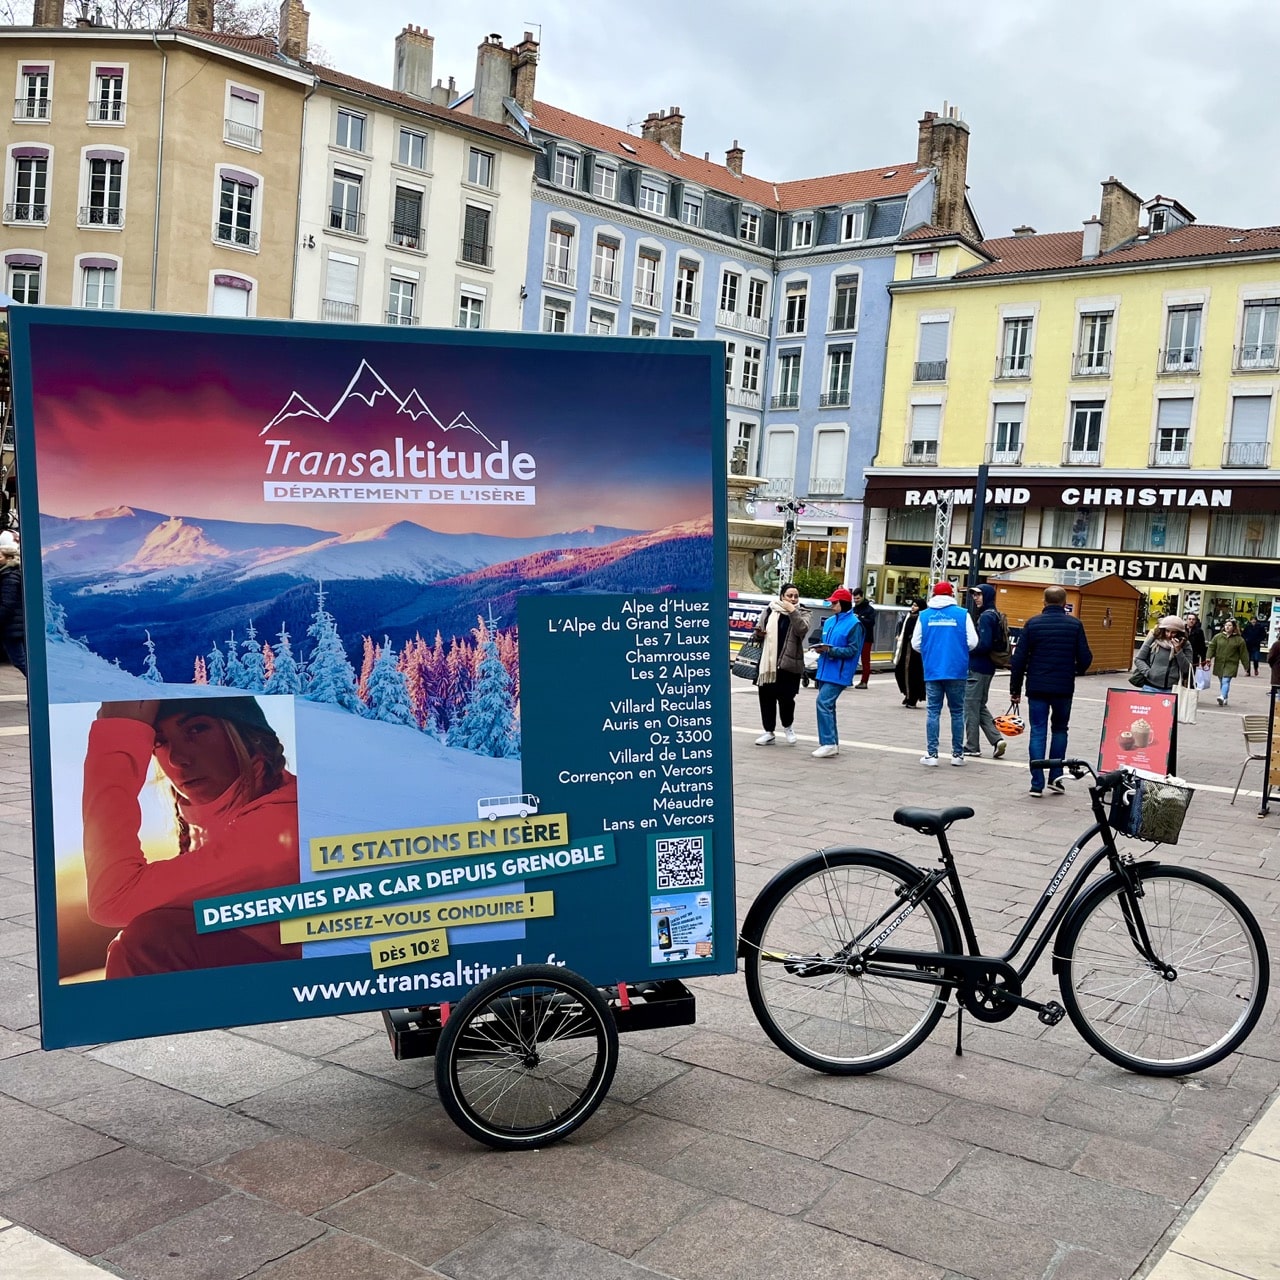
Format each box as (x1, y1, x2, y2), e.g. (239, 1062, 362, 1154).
(291, 954, 566, 1002)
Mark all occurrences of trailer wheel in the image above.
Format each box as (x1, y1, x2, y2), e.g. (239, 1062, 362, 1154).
(434, 964, 618, 1150)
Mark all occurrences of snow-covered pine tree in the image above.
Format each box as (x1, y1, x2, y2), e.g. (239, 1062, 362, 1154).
(304, 585, 361, 712)
(239, 619, 266, 692)
(357, 635, 376, 705)
(366, 636, 417, 726)
(450, 621, 518, 757)
(264, 623, 302, 695)
(223, 632, 245, 688)
(141, 630, 163, 683)
(43, 581, 72, 642)
(206, 642, 226, 686)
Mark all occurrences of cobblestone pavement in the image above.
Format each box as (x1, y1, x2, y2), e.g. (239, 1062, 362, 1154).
(0, 662, 1277, 1280)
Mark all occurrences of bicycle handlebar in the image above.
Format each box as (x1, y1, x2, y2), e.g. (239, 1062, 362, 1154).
(1028, 759, 1130, 795)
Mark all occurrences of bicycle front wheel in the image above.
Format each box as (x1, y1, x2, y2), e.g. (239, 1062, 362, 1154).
(434, 964, 618, 1149)
(742, 849, 961, 1074)
(1058, 864, 1269, 1076)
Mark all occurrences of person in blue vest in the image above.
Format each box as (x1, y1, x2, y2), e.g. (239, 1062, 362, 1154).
(809, 587, 864, 759)
(911, 581, 977, 767)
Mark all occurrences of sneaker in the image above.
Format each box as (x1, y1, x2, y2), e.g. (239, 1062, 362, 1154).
(919, 754, 939, 767)
(993, 739, 1007, 759)
(755, 732, 776, 745)
(1028, 788, 1043, 798)
(950, 754, 966, 767)
(1216, 696, 1224, 706)
(963, 748, 981, 757)
(1048, 778, 1066, 795)
(783, 726, 797, 745)
(812, 744, 839, 758)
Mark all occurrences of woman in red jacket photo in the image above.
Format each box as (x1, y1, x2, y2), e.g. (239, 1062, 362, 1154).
(82, 696, 302, 978)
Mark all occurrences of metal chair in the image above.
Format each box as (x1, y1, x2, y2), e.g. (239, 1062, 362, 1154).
(1231, 714, 1271, 805)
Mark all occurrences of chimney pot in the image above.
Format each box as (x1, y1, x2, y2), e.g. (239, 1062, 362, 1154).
(1098, 177, 1141, 253)
(394, 23, 434, 98)
(278, 0, 310, 61)
(1081, 216, 1102, 260)
(1012, 224, 1035, 237)
(726, 140, 744, 178)
(32, 0, 67, 25)
(186, 0, 214, 30)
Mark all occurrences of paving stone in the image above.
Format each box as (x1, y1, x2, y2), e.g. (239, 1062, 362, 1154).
(89, 1028, 322, 1105)
(234, 1015, 373, 1057)
(0, 959, 38, 1030)
(1071, 1133, 1209, 1201)
(881, 1039, 1070, 1116)
(51, 1077, 274, 1167)
(638, 1064, 865, 1158)
(236, 1063, 430, 1146)
(319, 1031, 437, 1087)
(319, 1173, 509, 1268)
(438, 1220, 671, 1280)
(604, 1042, 691, 1103)
(205, 1135, 394, 1214)
(823, 1115, 971, 1192)
(638, 1194, 944, 1280)
(771, 1062, 952, 1124)
(590, 1112, 704, 1169)
(443, 1144, 708, 1257)
(0, 1145, 223, 1256)
(662, 1130, 836, 1213)
(662, 1028, 795, 1082)
(0, 1094, 120, 1193)
(1046, 1247, 1137, 1280)
(0, 1028, 38, 1060)
(345, 1106, 489, 1183)
(927, 1098, 1088, 1170)
(0, 1045, 133, 1107)
(258, 1230, 443, 1279)
(1043, 1079, 1172, 1140)
(0, 921, 36, 959)
(806, 1173, 1058, 1280)
(102, 1192, 326, 1280)
(0, 1223, 112, 1279)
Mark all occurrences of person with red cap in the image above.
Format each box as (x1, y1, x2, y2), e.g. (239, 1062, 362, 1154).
(809, 586, 864, 758)
(911, 581, 977, 767)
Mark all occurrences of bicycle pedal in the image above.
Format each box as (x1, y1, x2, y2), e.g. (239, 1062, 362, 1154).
(1038, 1001, 1065, 1026)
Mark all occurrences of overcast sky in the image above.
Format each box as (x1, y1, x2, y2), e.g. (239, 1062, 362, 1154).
(300, 0, 1280, 241)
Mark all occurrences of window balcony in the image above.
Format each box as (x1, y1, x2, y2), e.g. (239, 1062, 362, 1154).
(214, 222, 258, 251)
(781, 320, 807, 336)
(1072, 351, 1112, 377)
(460, 239, 492, 266)
(223, 118, 261, 148)
(819, 389, 851, 408)
(389, 220, 424, 251)
(673, 298, 700, 320)
(385, 311, 418, 327)
(758, 476, 795, 499)
(79, 205, 123, 228)
(1150, 444, 1191, 467)
(770, 392, 799, 410)
(321, 299, 359, 323)
(1234, 344, 1280, 372)
(632, 285, 661, 310)
(591, 274, 621, 300)
(727, 387, 761, 410)
(1062, 445, 1101, 466)
(716, 308, 768, 335)
(1222, 440, 1271, 468)
(1158, 346, 1200, 375)
(985, 442, 1024, 465)
(88, 98, 126, 123)
(328, 206, 365, 238)
(995, 354, 1032, 379)
(544, 263, 576, 288)
(913, 359, 947, 382)
(14, 97, 50, 120)
(903, 443, 938, 466)
(808, 476, 844, 496)
(3, 202, 47, 224)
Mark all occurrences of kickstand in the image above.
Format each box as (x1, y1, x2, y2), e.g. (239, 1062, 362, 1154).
(954, 1003, 964, 1057)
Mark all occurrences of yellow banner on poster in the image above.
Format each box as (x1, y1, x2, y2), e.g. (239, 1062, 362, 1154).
(279, 890, 556, 944)
(370, 929, 449, 970)
(309, 813, 571, 871)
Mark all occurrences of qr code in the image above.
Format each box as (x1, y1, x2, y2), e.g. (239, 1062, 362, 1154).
(655, 836, 706, 889)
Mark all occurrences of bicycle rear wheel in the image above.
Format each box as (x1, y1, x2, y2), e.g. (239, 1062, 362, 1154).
(742, 849, 960, 1074)
(434, 964, 618, 1149)
(1057, 864, 1269, 1076)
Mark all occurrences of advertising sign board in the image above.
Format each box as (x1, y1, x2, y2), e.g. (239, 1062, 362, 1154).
(1098, 688, 1177, 775)
(10, 310, 733, 1048)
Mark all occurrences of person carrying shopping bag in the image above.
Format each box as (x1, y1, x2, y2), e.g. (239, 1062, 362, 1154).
(1205, 618, 1250, 707)
(751, 583, 810, 745)
(1132, 616, 1194, 694)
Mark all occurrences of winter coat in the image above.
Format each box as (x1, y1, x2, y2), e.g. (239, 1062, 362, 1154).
(969, 583, 1002, 676)
(816, 608, 864, 687)
(1185, 621, 1208, 665)
(1242, 619, 1267, 651)
(852, 598, 876, 647)
(894, 612, 925, 704)
(1207, 631, 1250, 678)
(911, 594, 977, 681)
(1132, 636, 1192, 692)
(752, 603, 810, 679)
(0, 561, 23, 641)
(1009, 604, 1093, 700)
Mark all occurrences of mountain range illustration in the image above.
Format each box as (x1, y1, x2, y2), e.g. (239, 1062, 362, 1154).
(260, 359, 497, 448)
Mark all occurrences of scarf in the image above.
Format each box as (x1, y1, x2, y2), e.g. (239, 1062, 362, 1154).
(757, 600, 793, 684)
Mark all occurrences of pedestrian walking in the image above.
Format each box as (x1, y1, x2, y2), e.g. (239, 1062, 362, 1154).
(1242, 616, 1267, 677)
(1009, 585, 1093, 798)
(1206, 618, 1249, 707)
(963, 583, 1007, 759)
(1183, 612, 1208, 667)
(893, 597, 926, 708)
(810, 587, 864, 759)
(1133, 616, 1193, 695)
(850, 587, 875, 689)
(911, 581, 977, 768)
(0, 533, 26, 678)
(751, 583, 810, 745)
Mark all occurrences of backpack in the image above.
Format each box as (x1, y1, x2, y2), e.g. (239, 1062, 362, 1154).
(989, 611, 1011, 669)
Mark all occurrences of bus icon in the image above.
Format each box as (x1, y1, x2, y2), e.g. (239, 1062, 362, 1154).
(477, 793, 540, 821)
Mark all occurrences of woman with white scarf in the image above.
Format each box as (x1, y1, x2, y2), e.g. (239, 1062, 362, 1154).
(752, 583, 810, 744)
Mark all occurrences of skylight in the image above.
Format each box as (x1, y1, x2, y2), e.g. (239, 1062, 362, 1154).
(620, 141, 637, 154)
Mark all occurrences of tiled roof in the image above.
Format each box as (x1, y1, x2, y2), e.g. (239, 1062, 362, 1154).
(529, 100, 922, 211)
(173, 27, 283, 59)
(958, 223, 1280, 279)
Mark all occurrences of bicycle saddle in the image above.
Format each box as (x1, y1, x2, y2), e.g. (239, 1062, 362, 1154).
(893, 805, 975, 836)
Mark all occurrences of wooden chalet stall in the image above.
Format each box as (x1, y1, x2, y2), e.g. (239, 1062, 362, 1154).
(989, 569, 1141, 674)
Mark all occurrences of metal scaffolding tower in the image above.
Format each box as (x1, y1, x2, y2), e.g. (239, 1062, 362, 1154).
(929, 490, 955, 589)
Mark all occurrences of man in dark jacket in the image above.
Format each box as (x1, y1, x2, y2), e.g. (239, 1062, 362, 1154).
(1242, 616, 1267, 676)
(1009, 585, 1092, 798)
(964, 583, 1006, 759)
(1183, 612, 1208, 667)
(850, 587, 875, 689)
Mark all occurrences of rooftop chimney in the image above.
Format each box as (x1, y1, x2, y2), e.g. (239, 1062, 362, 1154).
(725, 140, 744, 178)
(32, 0, 66, 24)
(1012, 225, 1036, 237)
(186, 0, 214, 30)
(511, 30, 538, 113)
(1099, 176, 1141, 253)
(393, 24, 434, 99)
(472, 32, 510, 123)
(1081, 216, 1102, 260)
(278, 0, 310, 61)
(917, 105, 972, 236)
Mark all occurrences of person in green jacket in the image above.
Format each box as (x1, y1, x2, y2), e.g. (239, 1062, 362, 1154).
(1206, 618, 1250, 707)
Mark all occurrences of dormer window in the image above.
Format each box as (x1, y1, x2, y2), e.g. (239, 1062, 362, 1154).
(1150, 208, 1168, 234)
(1144, 197, 1193, 236)
(553, 150, 579, 189)
(791, 215, 813, 249)
(638, 177, 666, 216)
(840, 207, 866, 242)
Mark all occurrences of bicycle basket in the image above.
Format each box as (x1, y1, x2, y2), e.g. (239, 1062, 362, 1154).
(1109, 771, 1195, 845)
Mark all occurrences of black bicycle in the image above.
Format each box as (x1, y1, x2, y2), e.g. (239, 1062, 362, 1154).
(739, 760, 1269, 1076)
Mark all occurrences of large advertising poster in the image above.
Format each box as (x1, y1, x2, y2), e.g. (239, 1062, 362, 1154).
(10, 310, 732, 1049)
(1098, 687, 1176, 774)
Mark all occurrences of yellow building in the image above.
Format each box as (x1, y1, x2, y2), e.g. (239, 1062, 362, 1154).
(866, 179, 1280, 633)
(0, 0, 311, 318)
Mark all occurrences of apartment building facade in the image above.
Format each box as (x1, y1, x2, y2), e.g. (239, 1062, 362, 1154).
(866, 179, 1280, 630)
